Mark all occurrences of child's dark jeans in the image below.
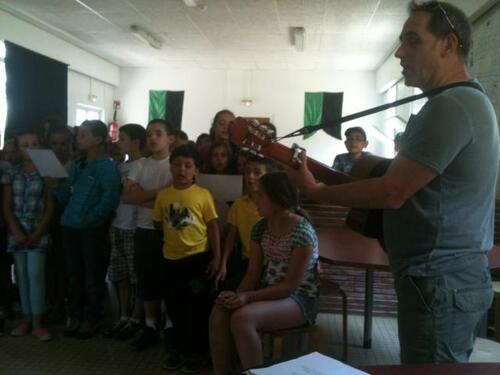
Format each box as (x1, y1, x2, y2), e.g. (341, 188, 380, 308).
(62, 226, 109, 323)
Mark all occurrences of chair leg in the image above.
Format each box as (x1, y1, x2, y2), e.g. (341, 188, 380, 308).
(272, 335, 284, 361)
(340, 289, 348, 362)
(495, 293, 500, 342)
(298, 332, 308, 353)
(312, 325, 325, 353)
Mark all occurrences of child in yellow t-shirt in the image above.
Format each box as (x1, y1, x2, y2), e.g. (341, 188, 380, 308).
(152, 144, 220, 373)
(215, 155, 276, 290)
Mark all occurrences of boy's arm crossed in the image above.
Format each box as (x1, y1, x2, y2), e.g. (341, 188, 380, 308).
(122, 179, 164, 204)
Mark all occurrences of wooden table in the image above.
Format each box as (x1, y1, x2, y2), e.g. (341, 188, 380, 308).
(359, 362, 500, 375)
(318, 227, 389, 349)
(318, 226, 500, 349)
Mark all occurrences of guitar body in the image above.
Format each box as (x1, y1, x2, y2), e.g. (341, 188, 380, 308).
(347, 156, 392, 240)
(230, 117, 391, 240)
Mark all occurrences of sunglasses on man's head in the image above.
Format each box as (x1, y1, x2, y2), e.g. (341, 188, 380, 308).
(425, 1, 464, 49)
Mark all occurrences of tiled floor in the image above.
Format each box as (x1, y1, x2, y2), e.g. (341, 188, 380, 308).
(0, 312, 499, 374)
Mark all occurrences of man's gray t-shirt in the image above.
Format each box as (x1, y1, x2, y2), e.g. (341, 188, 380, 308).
(384, 84, 499, 277)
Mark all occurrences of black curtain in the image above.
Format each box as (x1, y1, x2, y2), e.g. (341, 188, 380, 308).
(4, 41, 68, 140)
(322, 92, 343, 139)
(166, 90, 184, 131)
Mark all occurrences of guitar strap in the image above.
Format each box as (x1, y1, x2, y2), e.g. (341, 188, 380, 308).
(277, 81, 484, 141)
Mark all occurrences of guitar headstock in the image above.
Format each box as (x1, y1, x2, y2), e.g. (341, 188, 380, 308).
(230, 117, 275, 157)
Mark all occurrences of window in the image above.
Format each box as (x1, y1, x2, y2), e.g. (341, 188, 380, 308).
(382, 79, 427, 142)
(75, 104, 104, 126)
(0, 40, 6, 147)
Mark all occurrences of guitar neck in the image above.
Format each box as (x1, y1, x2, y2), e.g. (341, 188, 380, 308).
(260, 142, 354, 185)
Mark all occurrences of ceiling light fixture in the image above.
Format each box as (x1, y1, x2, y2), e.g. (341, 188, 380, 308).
(130, 25, 163, 50)
(182, 0, 207, 11)
(88, 78, 97, 103)
(291, 27, 306, 52)
(241, 99, 253, 107)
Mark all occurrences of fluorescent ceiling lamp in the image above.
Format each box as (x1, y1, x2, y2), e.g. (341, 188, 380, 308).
(292, 27, 305, 52)
(183, 0, 198, 6)
(130, 25, 162, 50)
(183, 0, 207, 11)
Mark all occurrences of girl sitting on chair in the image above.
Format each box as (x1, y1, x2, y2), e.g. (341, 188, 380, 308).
(209, 172, 320, 374)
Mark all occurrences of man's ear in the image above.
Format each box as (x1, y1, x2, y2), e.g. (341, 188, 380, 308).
(442, 33, 459, 57)
(363, 141, 369, 148)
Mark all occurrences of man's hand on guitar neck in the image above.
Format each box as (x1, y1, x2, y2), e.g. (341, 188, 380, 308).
(284, 150, 321, 196)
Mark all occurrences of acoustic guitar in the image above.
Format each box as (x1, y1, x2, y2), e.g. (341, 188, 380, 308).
(229, 117, 391, 240)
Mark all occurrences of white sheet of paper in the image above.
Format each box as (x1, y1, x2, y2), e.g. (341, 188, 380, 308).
(26, 149, 68, 178)
(196, 174, 243, 202)
(248, 352, 369, 375)
(196, 174, 243, 227)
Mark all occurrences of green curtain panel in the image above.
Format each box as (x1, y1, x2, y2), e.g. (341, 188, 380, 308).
(303, 92, 343, 140)
(148, 90, 184, 130)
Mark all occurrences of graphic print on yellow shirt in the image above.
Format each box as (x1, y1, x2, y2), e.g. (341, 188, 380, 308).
(168, 202, 196, 230)
(152, 184, 218, 260)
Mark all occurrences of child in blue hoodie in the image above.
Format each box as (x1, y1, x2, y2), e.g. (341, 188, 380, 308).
(55, 120, 121, 339)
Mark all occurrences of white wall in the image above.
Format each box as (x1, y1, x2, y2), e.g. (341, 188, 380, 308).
(68, 71, 116, 126)
(0, 9, 119, 86)
(117, 68, 380, 165)
(375, 0, 496, 94)
(0, 9, 119, 127)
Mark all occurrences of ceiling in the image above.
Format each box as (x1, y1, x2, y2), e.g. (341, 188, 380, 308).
(0, 0, 481, 71)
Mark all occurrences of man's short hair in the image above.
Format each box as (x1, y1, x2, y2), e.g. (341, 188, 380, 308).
(170, 143, 202, 169)
(344, 126, 367, 141)
(119, 123, 147, 149)
(409, 1, 471, 61)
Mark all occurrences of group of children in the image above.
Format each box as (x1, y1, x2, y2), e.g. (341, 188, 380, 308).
(0, 111, 324, 374)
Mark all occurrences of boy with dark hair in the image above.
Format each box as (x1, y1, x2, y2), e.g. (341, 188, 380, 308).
(122, 119, 174, 351)
(47, 126, 73, 169)
(153, 143, 220, 373)
(216, 155, 276, 289)
(332, 126, 369, 173)
(171, 129, 189, 151)
(44, 125, 74, 325)
(104, 124, 147, 339)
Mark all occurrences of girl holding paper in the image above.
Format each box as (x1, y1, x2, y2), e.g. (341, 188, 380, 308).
(2, 130, 54, 341)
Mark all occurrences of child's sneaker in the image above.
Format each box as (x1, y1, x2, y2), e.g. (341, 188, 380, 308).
(64, 319, 80, 337)
(10, 322, 32, 337)
(131, 326, 159, 351)
(33, 327, 52, 342)
(103, 319, 128, 338)
(116, 320, 142, 340)
(180, 357, 204, 374)
(76, 320, 100, 339)
(162, 351, 185, 371)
